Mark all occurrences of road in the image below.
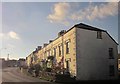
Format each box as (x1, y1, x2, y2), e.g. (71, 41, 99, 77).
(2, 67, 48, 82)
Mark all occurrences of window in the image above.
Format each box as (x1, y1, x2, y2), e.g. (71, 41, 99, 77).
(118, 60, 120, 64)
(109, 65, 115, 76)
(97, 31, 102, 39)
(47, 50, 50, 57)
(53, 48, 56, 56)
(66, 42, 70, 54)
(109, 48, 114, 59)
(58, 45, 62, 56)
(50, 50, 51, 56)
(44, 51, 47, 58)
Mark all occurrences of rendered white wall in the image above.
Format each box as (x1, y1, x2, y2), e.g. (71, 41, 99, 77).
(76, 28, 118, 80)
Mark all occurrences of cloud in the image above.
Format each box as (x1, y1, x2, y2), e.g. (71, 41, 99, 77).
(47, 2, 70, 25)
(70, 2, 118, 21)
(0, 31, 20, 40)
(105, 0, 119, 2)
(0, 33, 4, 38)
(47, 2, 118, 25)
(8, 31, 20, 40)
(7, 44, 15, 48)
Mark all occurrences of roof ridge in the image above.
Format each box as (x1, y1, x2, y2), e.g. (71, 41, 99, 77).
(74, 23, 106, 31)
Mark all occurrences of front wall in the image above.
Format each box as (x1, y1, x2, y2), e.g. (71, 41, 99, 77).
(26, 55, 32, 67)
(76, 28, 118, 80)
(63, 28, 76, 76)
(36, 28, 76, 76)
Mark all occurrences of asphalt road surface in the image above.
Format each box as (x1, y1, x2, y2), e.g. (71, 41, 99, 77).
(1, 67, 119, 84)
(2, 67, 48, 82)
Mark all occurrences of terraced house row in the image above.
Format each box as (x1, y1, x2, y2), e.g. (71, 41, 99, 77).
(26, 23, 118, 80)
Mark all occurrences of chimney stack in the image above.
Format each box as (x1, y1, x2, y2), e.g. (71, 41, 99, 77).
(43, 43, 48, 47)
(58, 30, 66, 37)
(37, 46, 42, 50)
(49, 40, 53, 43)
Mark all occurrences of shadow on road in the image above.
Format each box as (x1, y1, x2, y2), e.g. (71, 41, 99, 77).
(1, 80, 120, 84)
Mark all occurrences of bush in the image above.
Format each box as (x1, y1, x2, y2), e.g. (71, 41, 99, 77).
(55, 73, 75, 82)
(45, 68, 52, 72)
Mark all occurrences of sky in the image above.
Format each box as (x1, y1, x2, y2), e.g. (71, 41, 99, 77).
(0, 1, 119, 60)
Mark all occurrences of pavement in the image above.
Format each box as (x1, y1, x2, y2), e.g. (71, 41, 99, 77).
(2, 67, 120, 84)
(1, 67, 48, 83)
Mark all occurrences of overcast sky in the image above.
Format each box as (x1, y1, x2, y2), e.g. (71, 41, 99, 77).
(0, 1, 119, 60)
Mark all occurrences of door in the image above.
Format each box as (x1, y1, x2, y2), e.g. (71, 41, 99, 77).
(66, 60, 70, 72)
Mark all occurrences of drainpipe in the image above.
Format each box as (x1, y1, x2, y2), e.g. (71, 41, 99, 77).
(62, 34, 64, 69)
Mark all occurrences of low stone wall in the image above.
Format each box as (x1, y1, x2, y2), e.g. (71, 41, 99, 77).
(39, 71, 56, 81)
(20, 68, 76, 82)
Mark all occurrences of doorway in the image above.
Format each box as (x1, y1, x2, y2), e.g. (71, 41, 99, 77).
(66, 60, 70, 72)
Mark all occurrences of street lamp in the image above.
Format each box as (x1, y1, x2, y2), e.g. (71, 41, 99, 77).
(0, 48, 13, 60)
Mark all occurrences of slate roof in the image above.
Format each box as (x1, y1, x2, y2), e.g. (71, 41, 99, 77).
(72, 23, 118, 45)
(74, 23, 106, 32)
